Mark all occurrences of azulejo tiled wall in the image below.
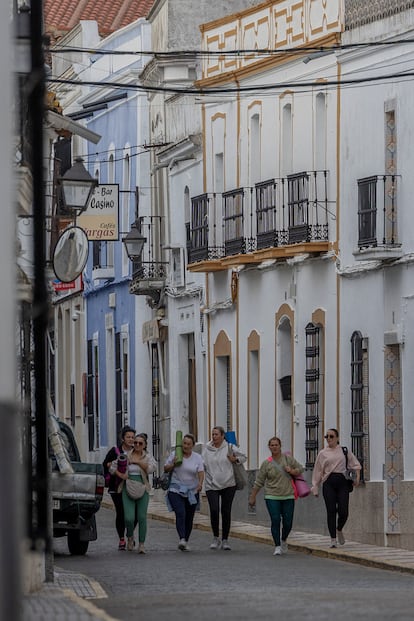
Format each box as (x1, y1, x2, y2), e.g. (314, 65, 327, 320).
(345, 0, 414, 30)
(384, 345, 403, 534)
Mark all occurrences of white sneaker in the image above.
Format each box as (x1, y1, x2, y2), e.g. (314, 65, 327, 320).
(178, 538, 187, 551)
(127, 537, 134, 551)
(281, 540, 288, 554)
(337, 531, 345, 545)
(221, 539, 231, 550)
(210, 537, 221, 550)
(137, 543, 146, 554)
(330, 538, 337, 548)
(273, 546, 282, 556)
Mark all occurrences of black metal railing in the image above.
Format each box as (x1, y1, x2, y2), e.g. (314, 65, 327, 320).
(130, 215, 168, 286)
(357, 174, 398, 248)
(223, 188, 245, 255)
(188, 170, 329, 263)
(188, 193, 225, 263)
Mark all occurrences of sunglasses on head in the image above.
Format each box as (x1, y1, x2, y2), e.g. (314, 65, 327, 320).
(324, 434, 336, 439)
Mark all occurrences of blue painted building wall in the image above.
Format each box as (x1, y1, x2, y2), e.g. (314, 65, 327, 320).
(77, 20, 151, 454)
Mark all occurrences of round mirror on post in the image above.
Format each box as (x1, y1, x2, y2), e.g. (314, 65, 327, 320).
(53, 226, 89, 283)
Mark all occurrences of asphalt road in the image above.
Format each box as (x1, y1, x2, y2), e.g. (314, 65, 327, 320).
(53, 506, 414, 621)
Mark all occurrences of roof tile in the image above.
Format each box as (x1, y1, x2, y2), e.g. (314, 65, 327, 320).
(44, 0, 155, 38)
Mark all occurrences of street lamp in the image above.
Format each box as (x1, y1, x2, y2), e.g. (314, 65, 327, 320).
(122, 221, 147, 261)
(59, 157, 97, 213)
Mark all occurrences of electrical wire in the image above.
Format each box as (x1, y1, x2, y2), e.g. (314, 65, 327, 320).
(48, 67, 414, 96)
(46, 39, 414, 57)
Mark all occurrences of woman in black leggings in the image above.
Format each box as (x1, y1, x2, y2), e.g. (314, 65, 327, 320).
(202, 426, 246, 551)
(311, 428, 361, 548)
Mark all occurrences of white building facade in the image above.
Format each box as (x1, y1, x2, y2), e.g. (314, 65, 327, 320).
(338, 1, 414, 548)
(189, 0, 414, 547)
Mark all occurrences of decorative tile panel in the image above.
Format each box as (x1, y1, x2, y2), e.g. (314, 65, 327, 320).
(384, 345, 403, 534)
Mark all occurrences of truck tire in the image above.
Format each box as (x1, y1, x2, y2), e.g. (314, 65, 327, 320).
(67, 530, 89, 556)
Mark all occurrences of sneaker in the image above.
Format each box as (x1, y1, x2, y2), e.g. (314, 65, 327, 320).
(210, 537, 221, 550)
(127, 537, 134, 551)
(118, 538, 126, 551)
(273, 546, 282, 556)
(330, 538, 337, 548)
(281, 540, 288, 554)
(337, 531, 345, 545)
(138, 543, 146, 554)
(178, 538, 187, 551)
(221, 540, 231, 551)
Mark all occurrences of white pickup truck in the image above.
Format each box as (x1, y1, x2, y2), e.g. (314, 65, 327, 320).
(50, 418, 105, 555)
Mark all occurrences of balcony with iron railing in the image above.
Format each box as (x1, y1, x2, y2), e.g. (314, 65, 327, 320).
(129, 216, 169, 299)
(187, 170, 331, 271)
(354, 174, 402, 261)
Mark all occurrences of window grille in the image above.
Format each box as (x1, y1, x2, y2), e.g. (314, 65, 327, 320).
(350, 331, 368, 480)
(87, 340, 99, 451)
(305, 322, 320, 468)
(226, 356, 231, 431)
(115, 332, 122, 439)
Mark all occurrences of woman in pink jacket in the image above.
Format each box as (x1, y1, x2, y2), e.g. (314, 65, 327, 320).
(312, 428, 361, 548)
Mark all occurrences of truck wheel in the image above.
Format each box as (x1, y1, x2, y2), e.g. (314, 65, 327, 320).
(67, 531, 89, 555)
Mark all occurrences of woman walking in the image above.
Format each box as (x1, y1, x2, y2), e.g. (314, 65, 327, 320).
(103, 425, 135, 550)
(311, 428, 361, 548)
(115, 433, 156, 554)
(164, 433, 204, 551)
(203, 426, 246, 551)
(248, 437, 304, 556)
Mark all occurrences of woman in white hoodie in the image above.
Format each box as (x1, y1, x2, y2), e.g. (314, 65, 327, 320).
(202, 426, 247, 550)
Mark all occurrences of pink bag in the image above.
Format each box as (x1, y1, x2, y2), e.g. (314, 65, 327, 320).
(292, 475, 311, 498)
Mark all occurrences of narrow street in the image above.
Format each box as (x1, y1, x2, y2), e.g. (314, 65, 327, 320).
(52, 506, 414, 621)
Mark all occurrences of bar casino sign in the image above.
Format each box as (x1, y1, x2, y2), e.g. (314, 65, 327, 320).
(77, 184, 119, 241)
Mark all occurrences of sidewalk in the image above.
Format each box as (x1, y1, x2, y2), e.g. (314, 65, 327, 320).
(23, 494, 414, 620)
(22, 567, 116, 621)
(146, 495, 414, 575)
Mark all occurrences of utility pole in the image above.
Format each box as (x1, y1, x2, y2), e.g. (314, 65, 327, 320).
(0, 0, 19, 619)
(29, 0, 51, 562)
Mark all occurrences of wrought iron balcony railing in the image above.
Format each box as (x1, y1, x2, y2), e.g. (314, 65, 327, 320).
(188, 170, 329, 264)
(129, 215, 168, 296)
(357, 174, 399, 249)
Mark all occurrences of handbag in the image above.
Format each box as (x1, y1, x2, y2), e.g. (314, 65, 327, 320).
(233, 461, 248, 490)
(292, 474, 311, 498)
(268, 455, 309, 499)
(125, 478, 146, 499)
(342, 447, 355, 493)
(228, 444, 248, 490)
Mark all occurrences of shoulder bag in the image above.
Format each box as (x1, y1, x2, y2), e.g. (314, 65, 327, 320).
(267, 455, 310, 499)
(342, 447, 355, 493)
(125, 478, 146, 499)
(125, 462, 150, 499)
(228, 443, 248, 490)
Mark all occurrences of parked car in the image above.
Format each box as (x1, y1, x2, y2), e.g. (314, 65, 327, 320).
(50, 418, 104, 555)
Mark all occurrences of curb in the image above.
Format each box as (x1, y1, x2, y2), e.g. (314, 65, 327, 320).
(102, 495, 414, 575)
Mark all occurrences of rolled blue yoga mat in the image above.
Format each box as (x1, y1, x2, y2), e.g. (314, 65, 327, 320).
(224, 430, 237, 445)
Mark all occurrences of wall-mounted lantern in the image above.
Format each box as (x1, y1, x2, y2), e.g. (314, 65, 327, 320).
(58, 157, 97, 214)
(122, 221, 147, 261)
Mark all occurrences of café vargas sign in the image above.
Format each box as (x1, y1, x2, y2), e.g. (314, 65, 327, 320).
(78, 184, 119, 241)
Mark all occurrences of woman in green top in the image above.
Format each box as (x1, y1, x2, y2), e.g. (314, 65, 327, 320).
(248, 436, 304, 556)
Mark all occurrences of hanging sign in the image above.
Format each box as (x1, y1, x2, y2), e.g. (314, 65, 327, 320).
(77, 184, 119, 241)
